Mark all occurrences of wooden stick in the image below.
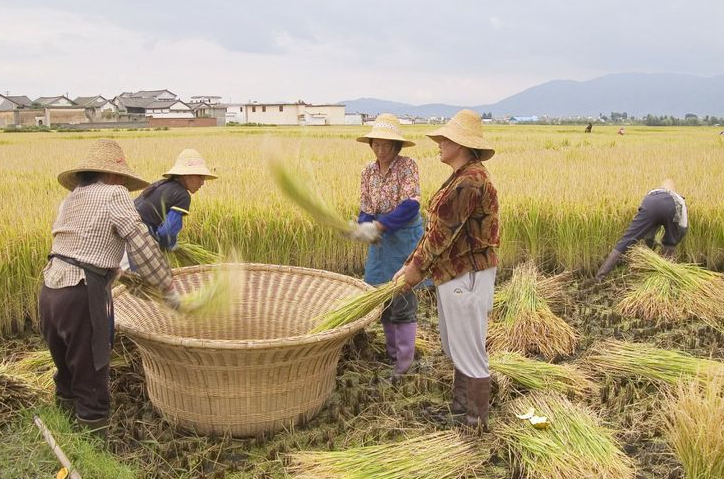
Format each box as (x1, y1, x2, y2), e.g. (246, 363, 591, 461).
(33, 415, 82, 479)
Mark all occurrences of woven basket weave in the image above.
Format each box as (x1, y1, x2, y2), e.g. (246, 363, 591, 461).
(113, 263, 380, 437)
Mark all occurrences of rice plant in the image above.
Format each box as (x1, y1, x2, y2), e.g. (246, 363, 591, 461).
(617, 246, 724, 328)
(487, 262, 577, 360)
(662, 376, 724, 479)
(582, 339, 724, 386)
(286, 430, 487, 479)
(490, 351, 598, 399)
(499, 393, 635, 479)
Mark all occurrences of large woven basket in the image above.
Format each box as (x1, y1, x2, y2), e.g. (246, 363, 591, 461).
(113, 263, 380, 437)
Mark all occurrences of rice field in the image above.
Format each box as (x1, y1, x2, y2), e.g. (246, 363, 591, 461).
(2, 124, 724, 478)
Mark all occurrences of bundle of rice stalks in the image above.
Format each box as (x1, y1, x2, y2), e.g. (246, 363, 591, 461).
(617, 246, 724, 327)
(582, 339, 724, 386)
(0, 363, 50, 423)
(309, 279, 405, 334)
(488, 262, 577, 360)
(286, 430, 487, 479)
(663, 376, 724, 479)
(500, 393, 634, 479)
(269, 158, 353, 234)
(167, 239, 221, 267)
(490, 351, 598, 399)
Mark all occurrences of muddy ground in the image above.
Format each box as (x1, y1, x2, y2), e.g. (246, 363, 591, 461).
(6, 276, 724, 478)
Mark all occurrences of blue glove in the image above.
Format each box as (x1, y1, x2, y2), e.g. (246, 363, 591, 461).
(156, 209, 185, 250)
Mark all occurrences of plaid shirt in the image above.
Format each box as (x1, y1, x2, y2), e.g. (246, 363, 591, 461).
(43, 183, 173, 291)
(408, 161, 499, 285)
(360, 156, 421, 215)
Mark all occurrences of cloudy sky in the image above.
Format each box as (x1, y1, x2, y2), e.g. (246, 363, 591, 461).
(1, 1, 722, 105)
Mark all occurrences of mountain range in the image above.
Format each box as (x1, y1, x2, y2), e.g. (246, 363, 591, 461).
(339, 73, 724, 118)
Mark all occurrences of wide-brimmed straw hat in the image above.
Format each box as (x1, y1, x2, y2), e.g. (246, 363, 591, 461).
(57, 139, 149, 191)
(163, 148, 218, 180)
(356, 113, 415, 147)
(163, 149, 218, 179)
(426, 109, 495, 161)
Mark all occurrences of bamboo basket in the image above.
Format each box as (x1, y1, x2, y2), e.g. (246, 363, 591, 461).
(113, 263, 380, 437)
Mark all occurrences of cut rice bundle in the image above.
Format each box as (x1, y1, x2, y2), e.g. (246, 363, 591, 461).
(270, 158, 353, 234)
(309, 279, 405, 334)
(500, 393, 634, 479)
(286, 430, 487, 479)
(582, 339, 724, 386)
(490, 351, 598, 399)
(167, 240, 221, 267)
(617, 246, 724, 327)
(488, 262, 577, 360)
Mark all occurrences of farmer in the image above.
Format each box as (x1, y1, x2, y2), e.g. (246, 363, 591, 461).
(594, 179, 688, 281)
(618, 127, 625, 135)
(133, 149, 217, 252)
(347, 114, 423, 376)
(40, 139, 180, 443)
(585, 122, 593, 133)
(394, 109, 499, 430)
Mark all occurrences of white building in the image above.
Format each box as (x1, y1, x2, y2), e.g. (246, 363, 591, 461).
(344, 113, 364, 125)
(240, 101, 345, 125)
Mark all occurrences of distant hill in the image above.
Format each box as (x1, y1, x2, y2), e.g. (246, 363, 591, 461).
(340, 73, 724, 118)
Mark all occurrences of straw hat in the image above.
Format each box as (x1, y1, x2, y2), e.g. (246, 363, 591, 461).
(356, 113, 415, 147)
(57, 139, 149, 191)
(426, 109, 495, 161)
(163, 149, 218, 179)
(661, 178, 676, 192)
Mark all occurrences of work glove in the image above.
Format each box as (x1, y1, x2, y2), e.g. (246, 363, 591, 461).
(346, 221, 381, 244)
(163, 286, 182, 310)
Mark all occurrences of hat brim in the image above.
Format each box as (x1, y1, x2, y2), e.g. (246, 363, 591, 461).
(356, 133, 415, 148)
(162, 168, 218, 179)
(57, 168, 150, 192)
(426, 129, 495, 161)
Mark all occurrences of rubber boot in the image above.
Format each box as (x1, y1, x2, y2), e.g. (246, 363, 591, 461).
(594, 249, 622, 282)
(661, 245, 676, 259)
(382, 322, 397, 362)
(451, 369, 467, 415)
(55, 396, 75, 417)
(392, 322, 417, 376)
(77, 415, 109, 448)
(465, 376, 491, 432)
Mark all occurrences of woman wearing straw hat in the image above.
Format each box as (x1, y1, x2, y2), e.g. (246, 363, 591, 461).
(394, 110, 499, 430)
(133, 149, 217, 252)
(40, 139, 179, 444)
(350, 113, 423, 376)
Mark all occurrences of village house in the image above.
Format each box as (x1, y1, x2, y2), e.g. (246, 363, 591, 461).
(74, 95, 119, 121)
(188, 96, 228, 126)
(240, 101, 345, 125)
(113, 90, 193, 119)
(34, 95, 77, 107)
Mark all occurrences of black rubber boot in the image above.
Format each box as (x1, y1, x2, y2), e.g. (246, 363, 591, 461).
(76, 415, 109, 448)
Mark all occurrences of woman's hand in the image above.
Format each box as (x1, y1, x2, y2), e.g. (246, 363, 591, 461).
(394, 264, 424, 292)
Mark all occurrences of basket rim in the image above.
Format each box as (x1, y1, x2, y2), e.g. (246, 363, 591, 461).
(113, 262, 382, 350)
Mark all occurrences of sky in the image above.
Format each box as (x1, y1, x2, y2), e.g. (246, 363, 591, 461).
(1, 0, 722, 106)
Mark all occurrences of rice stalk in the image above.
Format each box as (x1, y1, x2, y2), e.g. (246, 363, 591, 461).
(286, 430, 486, 479)
(617, 246, 724, 327)
(490, 351, 598, 399)
(499, 393, 635, 479)
(269, 157, 353, 234)
(488, 262, 577, 360)
(309, 279, 405, 334)
(662, 376, 724, 479)
(167, 239, 221, 266)
(582, 339, 724, 386)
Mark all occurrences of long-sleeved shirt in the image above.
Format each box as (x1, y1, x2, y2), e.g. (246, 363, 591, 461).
(407, 160, 499, 285)
(43, 183, 173, 291)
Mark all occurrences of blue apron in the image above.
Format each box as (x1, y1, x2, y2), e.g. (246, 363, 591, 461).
(364, 215, 423, 286)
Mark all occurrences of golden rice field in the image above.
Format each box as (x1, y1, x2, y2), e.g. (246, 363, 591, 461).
(1, 125, 723, 335)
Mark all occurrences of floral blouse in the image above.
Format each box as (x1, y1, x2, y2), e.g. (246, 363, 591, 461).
(360, 156, 421, 215)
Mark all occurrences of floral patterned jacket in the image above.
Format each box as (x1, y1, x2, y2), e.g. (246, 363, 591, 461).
(407, 160, 499, 285)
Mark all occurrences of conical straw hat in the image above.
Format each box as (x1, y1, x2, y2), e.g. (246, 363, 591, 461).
(356, 113, 415, 147)
(57, 139, 149, 191)
(163, 149, 218, 179)
(426, 109, 495, 161)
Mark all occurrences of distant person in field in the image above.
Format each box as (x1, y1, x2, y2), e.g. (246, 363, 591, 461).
(394, 109, 499, 431)
(130, 149, 217, 258)
(618, 127, 625, 135)
(347, 113, 422, 377)
(594, 178, 688, 282)
(585, 122, 593, 133)
(40, 139, 179, 444)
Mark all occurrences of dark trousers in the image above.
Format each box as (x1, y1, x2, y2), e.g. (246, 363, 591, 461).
(615, 191, 687, 253)
(39, 284, 110, 420)
(381, 290, 418, 324)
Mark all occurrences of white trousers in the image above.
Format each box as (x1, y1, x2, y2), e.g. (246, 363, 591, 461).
(436, 267, 496, 378)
